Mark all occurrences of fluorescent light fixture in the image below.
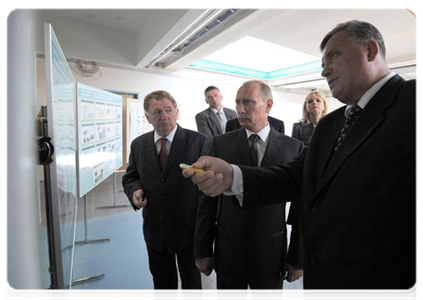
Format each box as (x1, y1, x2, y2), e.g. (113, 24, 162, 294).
(190, 35, 322, 79)
(190, 59, 322, 80)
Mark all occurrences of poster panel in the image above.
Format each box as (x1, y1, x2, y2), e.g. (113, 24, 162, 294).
(127, 99, 150, 161)
(77, 83, 123, 197)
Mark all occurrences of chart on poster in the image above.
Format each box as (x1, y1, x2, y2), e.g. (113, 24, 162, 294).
(77, 83, 123, 197)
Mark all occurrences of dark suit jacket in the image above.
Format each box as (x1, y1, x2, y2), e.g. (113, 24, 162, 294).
(195, 107, 237, 138)
(226, 116, 285, 134)
(122, 125, 209, 253)
(241, 75, 416, 289)
(195, 127, 303, 288)
(291, 122, 314, 145)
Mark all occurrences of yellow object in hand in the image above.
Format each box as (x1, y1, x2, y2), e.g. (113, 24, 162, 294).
(179, 163, 203, 173)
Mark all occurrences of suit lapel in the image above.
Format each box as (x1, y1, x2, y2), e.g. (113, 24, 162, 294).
(238, 129, 253, 165)
(261, 128, 279, 167)
(163, 125, 187, 175)
(144, 131, 162, 175)
(317, 75, 404, 194)
(207, 108, 222, 135)
(229, 128, 252, 165)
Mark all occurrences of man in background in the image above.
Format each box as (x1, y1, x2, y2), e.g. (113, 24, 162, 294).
(122, 90, 209, 289)
(194, 80, 303, 289)
(195, 86, 237, 140)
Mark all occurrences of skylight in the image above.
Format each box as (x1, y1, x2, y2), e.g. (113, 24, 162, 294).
(189, 35, 322, 79)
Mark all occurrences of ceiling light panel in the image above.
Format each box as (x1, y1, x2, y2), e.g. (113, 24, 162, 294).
(201, 35, 320, 73)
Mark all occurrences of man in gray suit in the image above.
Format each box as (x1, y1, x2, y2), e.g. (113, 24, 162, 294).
(195, 86, 237, 139)
(194, 81, 303, 289)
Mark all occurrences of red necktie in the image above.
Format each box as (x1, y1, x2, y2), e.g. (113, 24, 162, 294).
(159, 138, 167, 170)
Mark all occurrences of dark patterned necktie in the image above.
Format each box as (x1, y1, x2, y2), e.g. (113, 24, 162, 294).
(159, 138, 167, 170)
(249, 134, 259, 167)
(334, 105, 362, 152)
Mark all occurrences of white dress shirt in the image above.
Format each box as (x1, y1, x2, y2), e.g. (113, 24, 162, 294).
(154, 125, 177, 155)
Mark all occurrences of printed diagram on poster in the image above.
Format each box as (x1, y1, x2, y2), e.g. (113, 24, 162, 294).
(77, 83, 123, 197)
(127, 99, 149, 161)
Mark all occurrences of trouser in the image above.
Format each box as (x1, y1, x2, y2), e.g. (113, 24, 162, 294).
(217, 275, 283, 300)
(147, 244, 202, 289)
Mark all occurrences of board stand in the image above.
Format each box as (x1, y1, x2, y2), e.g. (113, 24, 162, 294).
(95, 172, 129, 210)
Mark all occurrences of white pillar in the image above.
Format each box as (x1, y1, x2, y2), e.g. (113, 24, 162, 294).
(7, 9, 45, 289)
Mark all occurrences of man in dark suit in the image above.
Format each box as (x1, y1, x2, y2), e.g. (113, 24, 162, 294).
(194, 80, 303, 289)
(195, 86, 237, 139)
(122, 90, 209, 289)
(225, 115, 285, 134)
(183, 21, 415, 289)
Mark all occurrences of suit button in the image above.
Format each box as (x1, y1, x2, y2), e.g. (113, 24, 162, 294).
(160, 178, 164, 182)
(311, 206, 318, 214)
(309, 257, 316, 265)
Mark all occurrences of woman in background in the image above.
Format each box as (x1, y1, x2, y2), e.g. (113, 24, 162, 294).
(291, 90, 328, 145)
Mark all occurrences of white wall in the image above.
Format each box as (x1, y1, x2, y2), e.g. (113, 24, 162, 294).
(37, 59, 342, 138)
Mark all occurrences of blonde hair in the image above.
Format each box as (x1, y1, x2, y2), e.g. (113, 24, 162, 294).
(300, 90, 328, 126)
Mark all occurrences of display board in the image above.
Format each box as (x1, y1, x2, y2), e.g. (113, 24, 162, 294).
(77, 83, 123, 197)
(127, 99, 150, 162)
(44, 23, 77, 289)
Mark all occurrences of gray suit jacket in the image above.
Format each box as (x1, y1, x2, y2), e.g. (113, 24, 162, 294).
(195, 107, 237, 139)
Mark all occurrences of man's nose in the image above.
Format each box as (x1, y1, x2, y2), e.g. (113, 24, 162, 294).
(321, 64, 329, 78)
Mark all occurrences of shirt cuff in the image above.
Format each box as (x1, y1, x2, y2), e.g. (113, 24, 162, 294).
(223, 164, 244, 206)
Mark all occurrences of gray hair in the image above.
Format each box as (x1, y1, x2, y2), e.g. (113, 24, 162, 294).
(143, 90, 177, 114)
(320, 20, 386, 59)
(240, 80, 273, 101)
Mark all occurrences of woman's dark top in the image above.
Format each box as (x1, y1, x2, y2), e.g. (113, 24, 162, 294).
(291, 122, 314, 145)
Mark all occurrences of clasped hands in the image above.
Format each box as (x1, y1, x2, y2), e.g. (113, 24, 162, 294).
(182, 156, 233, 197)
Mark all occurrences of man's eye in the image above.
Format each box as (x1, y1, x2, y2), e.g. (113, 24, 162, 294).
(329, 52, 338, 61)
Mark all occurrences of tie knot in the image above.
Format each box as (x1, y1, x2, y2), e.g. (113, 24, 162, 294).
(159, 137, 167, 147)
(249, 134, 259, 143)
(348, 105, 362, 117)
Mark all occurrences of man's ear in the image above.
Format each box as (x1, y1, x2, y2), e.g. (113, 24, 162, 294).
(366, 40, 379, 62)
(265, 99, 273, 113)
(145, 113, 151, 124)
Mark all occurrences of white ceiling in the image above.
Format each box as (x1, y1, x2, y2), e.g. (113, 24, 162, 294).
(40, 9, 416, 95)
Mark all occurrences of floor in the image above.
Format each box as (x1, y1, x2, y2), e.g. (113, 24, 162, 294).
(40, 172, 303, 300)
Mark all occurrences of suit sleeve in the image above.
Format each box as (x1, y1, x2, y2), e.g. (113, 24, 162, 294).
(240, 147, 306, 209)
(194, 137, 218, 258)
(122, 141, 143, 211)
(195, 113, 214, 138)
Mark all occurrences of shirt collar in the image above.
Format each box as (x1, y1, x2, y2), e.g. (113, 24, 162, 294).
(211, 107, 223, 114)
(345, 71, 396, 117)
(245, 123, 271, 142)
(154, 124, 177, 143)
